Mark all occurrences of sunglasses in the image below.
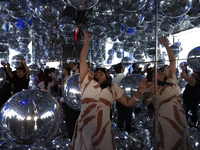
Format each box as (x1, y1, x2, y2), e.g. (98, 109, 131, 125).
(94, 68, 107, 74)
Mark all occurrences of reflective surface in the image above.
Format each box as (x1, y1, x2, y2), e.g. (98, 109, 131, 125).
(63, 74, 81, 110)
(0, 89, 61, 148)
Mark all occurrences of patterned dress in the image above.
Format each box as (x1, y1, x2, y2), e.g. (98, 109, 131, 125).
(71, 70, 125, 150)
(153, 68, 190, 150)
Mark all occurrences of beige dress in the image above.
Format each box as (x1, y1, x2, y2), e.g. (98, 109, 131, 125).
(153, 68, 190, 150)
(71, 70, 124, 150)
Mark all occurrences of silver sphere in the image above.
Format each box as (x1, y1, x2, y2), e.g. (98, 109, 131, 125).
(67, 0, 99, 10)
(119, 74, 145, 98)
(159, 0, 192, 18)
(187, 46, 200, 71)
(63, 74, 81, 110)
(0, 89, 61, 148)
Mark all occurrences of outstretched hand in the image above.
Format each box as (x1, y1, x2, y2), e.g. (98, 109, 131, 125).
(83, 29, 92, 42)
(159, 35, 169, 47)
(138, 78, 148, 95)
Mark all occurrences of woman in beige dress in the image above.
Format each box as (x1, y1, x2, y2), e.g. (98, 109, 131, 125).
(143, 36, 190, 150)
(70, 30, 148, 150)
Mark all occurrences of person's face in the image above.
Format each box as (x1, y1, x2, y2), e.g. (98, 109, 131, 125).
(152, 69, 166, 82)
(193, 71, 199, 78)
(17, 69, 26, 77)
(94, 68, 107, 82)
(62, 68, 67, 75)
(134, 64, 139, 71)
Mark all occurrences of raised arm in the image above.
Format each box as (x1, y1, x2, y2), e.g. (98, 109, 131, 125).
(159, 36, 176, 74)
(6, 63, 13, 78)
(181, 64, 196, 86)
(117, 78, 147, 107)
(20, 58, 30, 80)
(79, 30, 92, 84)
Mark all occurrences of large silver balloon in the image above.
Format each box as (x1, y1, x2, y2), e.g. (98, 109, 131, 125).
(87, 18, 106, 36)
(63, 74, 81, 110)
(187, 46, 200, 71)
(119, 74, 145, 98)
(0, 68, 6, 88)
(159, 0, 192, 18)
(170, 42, 183, 58)
(29, 64, 39, 77)
(119, 0, 147, 12)
(0, 89, 61, 148)
(11, 55, 24, 68)
(67, 0, 99, 10)
(133, 50, 145, 61)
(121, 56, 132, 67)
(124, 13, 144, 28)
(59, 16, 76, 35)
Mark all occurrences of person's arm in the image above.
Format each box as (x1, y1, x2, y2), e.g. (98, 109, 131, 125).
(142, 63, 150, 74)
(159, 36, 176, 74)
(50, 86, 53, 94)
(79, 29, 92, 84)
(181, 67, 196, 86)
(20, 58, 30, 80)
(6, 63, 13, 78)
(117, 78, 147, 107)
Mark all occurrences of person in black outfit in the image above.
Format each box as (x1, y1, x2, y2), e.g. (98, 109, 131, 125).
(181, 64, 200, 127)
(6, 58, 30, 94)
(0, 62, 12, 108)
(132, 63, 150, 75)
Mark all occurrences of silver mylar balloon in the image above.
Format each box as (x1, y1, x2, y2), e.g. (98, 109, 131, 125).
(124, 13, 144, 28)
(59, 16, 76, 35)
(121, 56, 132, 67)
(112, 42, 123, 52)
(34, 2, 58, 23)
(146, 40, 156, 56)
(108, 49, 115, 56)
(187, 46, 200, 71)
(107, 58, 112, 64)
(119, 74, 145, 98)
(189, 127, 200, 149)
(133, 50, 145, 61)
(0, 68, 6, 88)
(0, 89, 61, 148)
(87, 18, 106, 36)
(179, 61, 187, 69)
(29, 64, 39, 77)
(159, 19, 174, 33)
(159, 0, 192, 18)
(128, 128, 151, 149)
(119, 0, 147, 12)
(170, 42, 183, 58)
(50, 136, 71, 149)
(187, 0, 200, 19)
(168, 15, 186, 27)
(117, 51, 123, 59)
(63, 74, 81, 110)
(67, 0, 99, 10)
(11, 55, 24, 68)
(177, 77, 187, 91)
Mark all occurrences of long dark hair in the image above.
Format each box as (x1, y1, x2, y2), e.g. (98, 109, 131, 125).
(157, 67, 173, 87)
(94, 68, 112, 89)
(42, 69, 50, 90)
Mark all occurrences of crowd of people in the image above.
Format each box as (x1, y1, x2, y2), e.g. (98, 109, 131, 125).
(0, 30, 200, 149)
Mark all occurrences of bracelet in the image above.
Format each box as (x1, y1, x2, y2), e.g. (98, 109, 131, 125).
(133, 96, 140, 102)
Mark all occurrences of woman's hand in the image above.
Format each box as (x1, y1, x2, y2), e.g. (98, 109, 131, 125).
(159, 35, 169, 47)
(83, 29, 92, 42)
(137, 78, 148, 95)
